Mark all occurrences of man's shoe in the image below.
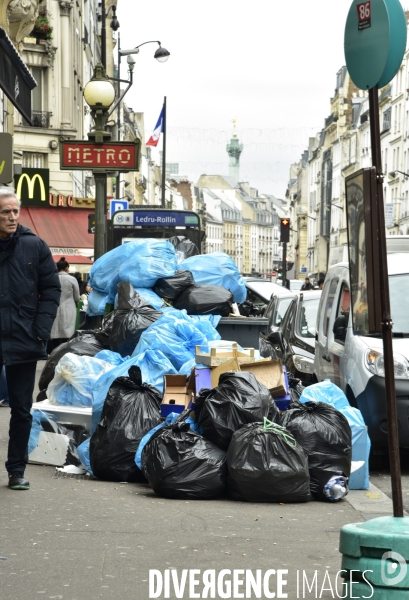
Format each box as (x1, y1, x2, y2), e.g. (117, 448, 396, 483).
(8, 472, 30, 490)
(0, 399, 9, 407)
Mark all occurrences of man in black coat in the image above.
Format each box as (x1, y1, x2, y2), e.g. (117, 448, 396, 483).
(0, 190, 61, 490)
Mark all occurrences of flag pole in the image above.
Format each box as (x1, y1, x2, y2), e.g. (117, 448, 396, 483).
(161, 96, 167, 208)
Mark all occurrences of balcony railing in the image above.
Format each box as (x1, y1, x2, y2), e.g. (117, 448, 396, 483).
(24, 111, 52, 128)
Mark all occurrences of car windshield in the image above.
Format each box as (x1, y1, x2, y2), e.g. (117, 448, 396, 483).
(297, 298, 321, 338)
(389, 273, 409, 333)
(273, 297, 293, 326)
(246, 281, 285, 303)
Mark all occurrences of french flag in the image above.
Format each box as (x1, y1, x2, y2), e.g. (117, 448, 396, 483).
(146, 106, 164, 147)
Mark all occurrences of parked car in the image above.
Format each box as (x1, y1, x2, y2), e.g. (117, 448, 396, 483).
(264, 288, 295, 332)
(268, 290, 322, 385)
(313, 255, 409, 450)
(244, 278, 286, 305)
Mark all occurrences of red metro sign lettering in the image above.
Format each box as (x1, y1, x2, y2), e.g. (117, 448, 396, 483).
(60, 140, 140, 171)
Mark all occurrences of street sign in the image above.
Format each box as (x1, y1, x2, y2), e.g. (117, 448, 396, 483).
(344, 0, 406, 90)
(0, 132, 13, 183)
(60, 140, 140, 171)
(109, 199, 128, 219)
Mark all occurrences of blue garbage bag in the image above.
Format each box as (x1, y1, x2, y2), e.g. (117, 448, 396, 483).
(133, 349, 177, 392)
(94, 350, 130, 365)
(47, 353, 114, 407)
(87, 289, 109, 316)
(132, 313, 208, 370)
(114, 288, 165, 310)
(28, 410, 54, 454)
(299, 379, 350, 410)
(179, 252, 246, 303)
(190, 314, 222, 329)
(90, 240, 177, 302)
(188, 316, 221, 341)
(77, 437, 94, 475)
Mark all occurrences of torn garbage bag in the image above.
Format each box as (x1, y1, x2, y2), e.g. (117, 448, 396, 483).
(142, 421, 227, 499)
(168, 236, 200, 262)
(280, 401, 352, 501)
(153, 270, 195, 301)
(38, 332, 107, 396)
(109, 295, 162, 357)
(179, 252, 246, 304)
(90, 366, 162, 482)
(227, 419, 311, 503)
(195, 371, 278, 451)
(47, 353, 114, 407)
(173, 284, 233, 316)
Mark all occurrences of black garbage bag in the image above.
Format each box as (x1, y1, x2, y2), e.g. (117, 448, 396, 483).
(90, 366, 162, 482)
(116, 281, 143, 309)
(259, 333, 278, 359)
(38, 332, 107, 395)
(280, 401, 352, 500)
(168, 236, 200, 260)
(239, 302, 266, 317)
(173, 284, 233, 316)
(141, 421, 227, 499)
(227, 420, 311, 503)
(94, 311, 115, 347)
(195, 371, 278, 451)
(153, 270, 195, 301)
(109, 294, 162, 357)
(287, 373, 305, 403)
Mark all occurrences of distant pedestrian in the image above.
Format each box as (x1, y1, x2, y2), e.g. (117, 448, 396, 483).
(0, 189, 60, 490)
(48, 257, 80, 353)
(301, 277, 313, 291)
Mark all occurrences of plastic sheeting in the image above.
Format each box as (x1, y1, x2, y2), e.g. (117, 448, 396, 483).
(89, 240, 178, 302)
(90, 366, 162, 482)
(280, 401, 352, 501)
(153, 270, 195, 301)
(173, 284, 233, 316)
(39, 332, 107, 393)
(195, 371, 278, 451)
(142, 421, 227, 500)
(77, 437, 93, 475)
(227, 420, 311, 503)
(179, 252, 246, 304)
(47, 353, 114, 407)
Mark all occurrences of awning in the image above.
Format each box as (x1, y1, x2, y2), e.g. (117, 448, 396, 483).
(52, 254, 93, 265)
(19, 207, 94, 250)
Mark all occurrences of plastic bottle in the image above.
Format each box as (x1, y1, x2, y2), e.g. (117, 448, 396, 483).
(324, 474, 349, 501)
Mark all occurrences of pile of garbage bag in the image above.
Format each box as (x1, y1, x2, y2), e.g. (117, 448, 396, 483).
(169, 236, 200, 262)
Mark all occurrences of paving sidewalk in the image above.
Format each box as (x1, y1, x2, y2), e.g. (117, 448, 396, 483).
(0, 364, 398, 600)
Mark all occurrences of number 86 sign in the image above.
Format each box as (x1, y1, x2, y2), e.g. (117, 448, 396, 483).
(357, 1, 371, 29)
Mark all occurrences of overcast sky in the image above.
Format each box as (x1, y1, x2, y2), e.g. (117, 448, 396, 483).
(117, 0, 361, 197)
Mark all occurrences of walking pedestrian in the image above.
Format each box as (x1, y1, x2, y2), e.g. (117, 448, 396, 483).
(48, 257, 80, 353)
(301, 277, 313, 291)
(0, 189, 61, 490)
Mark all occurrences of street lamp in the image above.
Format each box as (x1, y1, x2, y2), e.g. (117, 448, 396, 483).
(388, 170, 409, 180)
(83, 63, 115, 260)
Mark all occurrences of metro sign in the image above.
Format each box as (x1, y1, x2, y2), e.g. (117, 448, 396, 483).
(60, 140, 140, 171)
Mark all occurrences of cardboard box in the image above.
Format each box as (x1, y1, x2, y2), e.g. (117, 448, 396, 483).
(210, 358, 240, 388)
(188, 368, 212, 399)
(161, 374, 191, 417)
(195, 343, 255, 366)
(29, 431, 70, 467)
(239, 358, 287, 398)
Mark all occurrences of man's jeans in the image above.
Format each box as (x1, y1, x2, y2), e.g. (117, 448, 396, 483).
(0, 360, 37, 473)
(0, 365, 8, 402)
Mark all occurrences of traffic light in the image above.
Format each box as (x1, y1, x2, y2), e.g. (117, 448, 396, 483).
(280, 217, 290, 243)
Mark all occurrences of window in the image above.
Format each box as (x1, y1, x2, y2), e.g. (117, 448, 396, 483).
(22, 153, 45, 168)
(382, 108, 391, 132)
(334, 283, 350, 344)
(31, 67, 43, 112)
(324, 278, 339, 337)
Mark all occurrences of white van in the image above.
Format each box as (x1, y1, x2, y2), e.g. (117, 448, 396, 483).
(314, 253, 409, 450)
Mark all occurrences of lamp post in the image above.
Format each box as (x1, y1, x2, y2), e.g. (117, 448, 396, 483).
(83, 63, 115, 260)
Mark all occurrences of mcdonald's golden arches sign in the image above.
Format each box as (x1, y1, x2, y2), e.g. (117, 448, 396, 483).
(14, 168, 50, 207)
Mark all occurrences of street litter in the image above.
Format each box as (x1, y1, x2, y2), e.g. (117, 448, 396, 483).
(30, 244, 365, 502)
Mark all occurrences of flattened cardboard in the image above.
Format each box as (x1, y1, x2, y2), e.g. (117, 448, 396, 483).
(161, 374, 191, 416)
(195, 344, 255, 366)
(210, 357, 240, 388)
(239, 358, 287, 398)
